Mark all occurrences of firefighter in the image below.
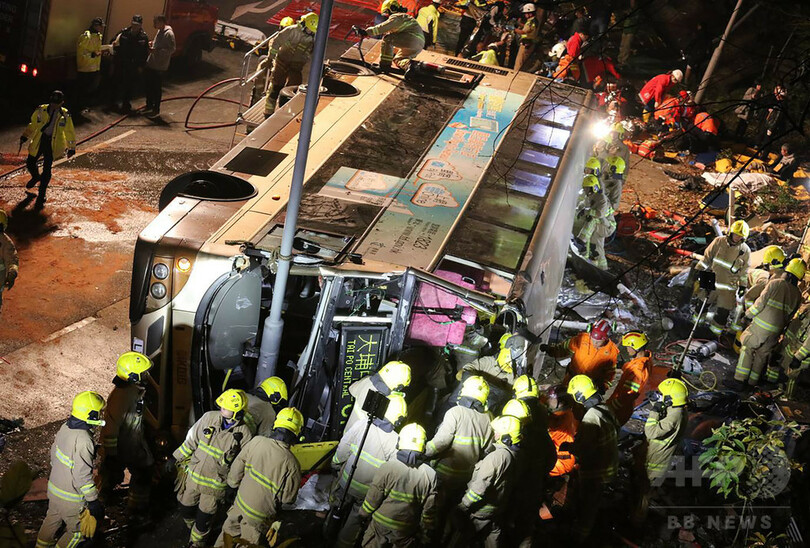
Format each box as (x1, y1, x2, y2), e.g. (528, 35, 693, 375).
(20, 90, 76, 209)
(767, 301, 810, 396)
(36, 391, 106, 548)
(0, 210, 18, 317)
(215, 407, 304, 548)
(357, 0, 425, 72)
(603, 155, 626, 210)
(357, 423, 438, 546)
(169, 389, 254, 547)
(345, 360, 411, 431)
(513, 3, 538, 72)
(562, 375, 619, 543)
(279, 16, 295, 27)
(245, 376, 287, 437)
(99, 352, 154, 513)
(454, 0, 488, 57)
(332, 393, 408, 547)
(461, 332, 528, 386)
(639, 70, 683, 123)
(417, 0, 442, 49)
(607, 332, 653, 425)
(694, 220, 751, 338)
(571, 174, 617, 270)
(262, 12, 318, 117)
(583, 156, 602, 178)
(456, 415, 521, 546)
(541, 319, 619, 393)
(734, 259, 805, 388)
(470, 43, 500, 66)
(512, 376, 556, 474)
(744, 245, 786, 310)
(644, 378, 688, 481)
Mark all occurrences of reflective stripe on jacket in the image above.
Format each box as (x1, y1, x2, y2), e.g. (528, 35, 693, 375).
(416, 4, 440, 43)
(745, 268, 776, 308)
(23, 105, 76, 159)
(578, 191, 616, 240)
(607, 351, 652, 424)
(245, 393, 277, 438)
(367, 13, 425, 41)
(695, 236, 750, 292)
(269, 24, 314, 66)
(48, 423, 98, 504)
(77, 30, 102, 72)
(644, 406, 687, 480)
(425, 405, 493, 485)
(745, 275, 800, 334)
(547, 332, 619, 391)
(783, 303, 810, 365)
(100, 382, 153, 465)
(333, 420, 399, 499)
(460, 443, 518, 519)
(570, 403, 618, 483)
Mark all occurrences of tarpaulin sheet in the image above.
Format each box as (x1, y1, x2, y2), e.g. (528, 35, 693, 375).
(268, 1, 378, 39)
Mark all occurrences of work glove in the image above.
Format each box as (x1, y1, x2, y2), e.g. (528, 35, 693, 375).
(266, 521, 282, 546)
(67, 149, 76, 158)
(79, 508, 98, 538)
(539, 343, 551, 353)
(352, 25, 368, 37)
(572, 237, 587, 254)
(651, 401, 666, 415)
(736, 286, 746, 299)
(224, 485, 238, 504)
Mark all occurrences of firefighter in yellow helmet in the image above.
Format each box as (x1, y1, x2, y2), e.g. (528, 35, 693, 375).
(462, 332, 527, 387)
(345, 360, 411, 431)
(279, 16, 295, 27)
(607, 332, 653, 425)
(99, 352, 154, 513)
(0, 210, 19, 317)
(573, 174, 617, 270)
(425, 375, 493, 541)
(357, 423, 438, 545)
(767, 299, 810, 396)
(734, 258, 804, 388)
(694, 220, 751, 338)
(36, 391, 106, 548)
(214, 407, 303, 547)
(356, 0, 425, 72)
(262, 12, 318, 117)
(332, 394, 408, 547)
(169, 389, 253, 547)
(245, 376, 288, 436)
(456, 414, 521, 546)
(603, 155, 627, 210)
(743, 245, 786, 311)
(562, 375, 619, 542)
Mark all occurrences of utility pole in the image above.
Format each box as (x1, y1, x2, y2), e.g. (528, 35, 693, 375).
(694, 0, 744, 104)
(256, 0, 335, 383)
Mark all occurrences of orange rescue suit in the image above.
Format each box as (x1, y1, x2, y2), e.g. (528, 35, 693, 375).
(549, 332, 619, 391)
(694, 112, 719, 135)
(548, 409, 577, 477)
(607, 350, 653, 424)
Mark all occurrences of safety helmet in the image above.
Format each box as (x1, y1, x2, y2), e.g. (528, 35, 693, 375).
(216, 389, 248, 415)
(657, 378, 688, 407)
(590, 319, 611, 341)
(492, 414, 522, 445)
(380, 0, 402, 14)
(300, 12, 319, 33)
(728, 219, 750, 240)
(670, 69, 683, 83)
(280, 16, 295, 27)
(606, 156, 626, 175)
(567, 375, 597, 403)
(0, 210, 7, 231)
(72, 391, 106, 426)
(502, 398, 531, 423)
(398, 423, 427, 452)
(584, 157, 602, 176)
(115, 351, 152, 383)
(273, 407, 304, 436)
(384, 394, 408, 426)
(621, 331, 649, 351)
(497, 333, 527, 373)
(460, 375, 490, 405)
(611, 122, 626, 137)
(785, 258, 807, 281)
(498, 332, 512, 349)
(259, 376, 288, 405)
(761, 245, 786, 269)
(582, 174, 601, 193)
(378, 361, 412, 392)
(521, 3, 536, 14)
(513, 375, 539, 400)
(549, 42, 566, 59)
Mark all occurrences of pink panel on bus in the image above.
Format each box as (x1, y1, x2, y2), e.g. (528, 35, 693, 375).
(406, 270, 476, 347)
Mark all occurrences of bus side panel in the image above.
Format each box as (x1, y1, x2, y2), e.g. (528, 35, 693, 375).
(170, 310, 195, 440)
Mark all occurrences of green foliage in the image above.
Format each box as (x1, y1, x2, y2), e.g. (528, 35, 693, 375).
(756, 184, 800, 215)
(699, 417, 799, 501)
(747, 531, 789, 548)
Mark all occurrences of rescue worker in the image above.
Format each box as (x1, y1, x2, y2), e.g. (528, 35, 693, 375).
(607, 332, 653, 425)
(734, 258, 805, 387)
(744, 245, 786, 310)
(513, 3, 538, 72)
(682, 107, 720, 153)
(417, 0, 442, 49)
(603, 155, 626, 210)
(471, 43, 500, 66)
(332, 394, 408, 548)
(358, 0, 425, 72)
(639, 70, 683, 123)
(571, 174, 617, 270)
(20, 90, 76, 209)
(541, 319, 619, 392)
(215, 407, 304, 547)
(99, 352, 154, 514)
(76, 17, 105, 113)
(425, 375, 493, 540)
(262, 12, 317, 117)
(0, 210, 18, 317)
(454, 0, 488, 56)
(279, 16, 295, 27)
(584, 156, 602, 178)
(456, 415, 521, 547)
(169, 389, 254, 547)
(245, 376, 287, 437)
(36, 391, 106, 548)
(345, 360, 411, 431)
(357, 423, 438, 546)
(561, 375, 619, 543)
(767, 301, 810, 396)
(694, 220, 751, 338)
(462, 332, 527, 386)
